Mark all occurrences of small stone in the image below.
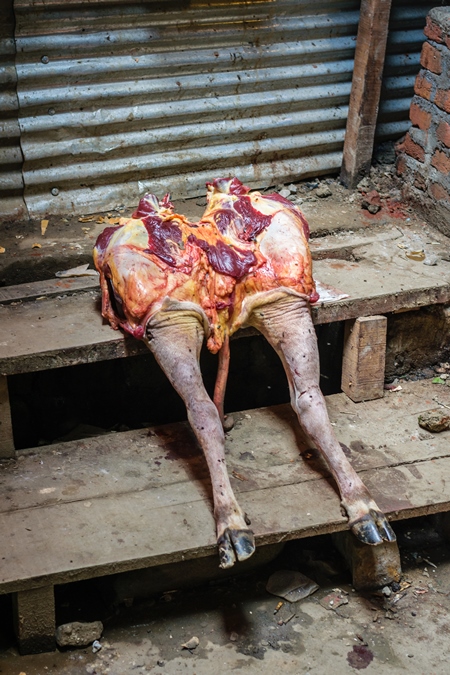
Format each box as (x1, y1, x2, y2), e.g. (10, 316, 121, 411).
(56, 621, 103, 648)
(279, 188, 291, 198)
(315, 185, 332, 198)
(287, 184, 298, 193)
(229, 631, 239, 642)
(418, 409, 450, 432)
(367, 203, 381, 214)
(181, 636, 199, 650)
(423, 254, 439, 266)
(382, 586, 392, 597)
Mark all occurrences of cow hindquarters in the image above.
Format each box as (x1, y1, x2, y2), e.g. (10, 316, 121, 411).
(145, 309, 255, 568)
(248, 295, 395, 546)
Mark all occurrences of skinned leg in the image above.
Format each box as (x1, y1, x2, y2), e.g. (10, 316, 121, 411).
(145, 310, 255, 568)
(248, 295, 396, 545)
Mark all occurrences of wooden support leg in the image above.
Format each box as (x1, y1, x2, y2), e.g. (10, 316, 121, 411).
(0, 375, 15, 459)
(341, 315, 387, 402)
(340, 0, 393, 188)
(332, 531, 402, 590)
(12, 586, 56, 654)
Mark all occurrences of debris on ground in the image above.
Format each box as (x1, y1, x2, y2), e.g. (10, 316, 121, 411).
(418, 409, 450, 432)
(266, 569, 319, 602)
(55, 263, 99, 278)
(41, 219, 49, 236)
(319, 588, 349, 610)
(55, 620, 103, 648)
(181, 636, 199, 650)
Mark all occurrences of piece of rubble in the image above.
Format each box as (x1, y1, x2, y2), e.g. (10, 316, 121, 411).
(279, 188, 291, 198)
(287, 184, 298, 193)
(56, 620, 103, 648)
(315, 185, 332, 198)
(181, 636, 199, 650)
(266, 569, 319, 602)
(418, 409, 450, 432)
(319, 589, 349, 610)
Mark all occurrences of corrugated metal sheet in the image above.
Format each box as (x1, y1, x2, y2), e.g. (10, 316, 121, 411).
(377, 0, 447, 141)
(1, 0, 444, 218)
(0, 0, 26, 219)
(13, 0, 362, 216)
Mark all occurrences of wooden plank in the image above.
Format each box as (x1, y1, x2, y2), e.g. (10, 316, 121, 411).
(0, 380, 449, 595)
(0, 375, 15, 458)
(341, 315, 387, 402)
(1, 256, 450, 376)
(0, 276, 99, 305)
(340, 0, 393, 188)
(12, 586, 56, 655)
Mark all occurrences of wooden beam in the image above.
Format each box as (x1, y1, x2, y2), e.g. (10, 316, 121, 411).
(341, 315, 387, 402)
(13, 586, 56, 654)
(340, 0, 393, 188)
(0, 375, 15, 458)
(332, 532, 401, 590)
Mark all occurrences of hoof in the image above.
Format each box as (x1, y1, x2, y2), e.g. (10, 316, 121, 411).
(351, 510, 396, 546)
(218, 528, 255, 569)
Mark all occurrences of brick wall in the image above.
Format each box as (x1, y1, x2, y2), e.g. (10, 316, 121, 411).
(396, 7, 450, 236)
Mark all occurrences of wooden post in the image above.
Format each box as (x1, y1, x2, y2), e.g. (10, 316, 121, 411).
(341, 316, 387, 402)
(0, 375, 15, 458)
(12, 586, 56, 654)
(340, 0, 393, 188)
(332, 531, 401, 590)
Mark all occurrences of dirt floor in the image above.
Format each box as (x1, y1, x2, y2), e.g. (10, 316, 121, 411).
(1, 154, 450, 674)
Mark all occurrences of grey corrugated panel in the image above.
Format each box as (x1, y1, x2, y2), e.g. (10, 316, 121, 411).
(26, 152, 344, 216)
(376, 0, 445, 140)
(13, 0, 360, 216)
(0, 0, 27, 219)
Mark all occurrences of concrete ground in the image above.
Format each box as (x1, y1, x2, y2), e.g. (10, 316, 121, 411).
(0, 521, 450, 675)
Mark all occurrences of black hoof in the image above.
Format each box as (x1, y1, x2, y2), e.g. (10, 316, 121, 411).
(351, 510, 396, 546)
(217, 528, 255, 569)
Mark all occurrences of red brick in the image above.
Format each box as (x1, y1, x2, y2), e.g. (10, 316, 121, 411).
(430, 181, 450, 202)
(396, 155, 407, 177)
(424, 17, 444, 43)
(414, 73, 433, 101)
(397, 132, 425, 163)
(437, 120, 450, 147)
(431, 149, 450, 173)
(435, 89, 450, 114)
(420, 42, 442, 74)
(409, 102, 432, 130)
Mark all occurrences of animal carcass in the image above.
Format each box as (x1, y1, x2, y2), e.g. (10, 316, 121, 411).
(93, 177, 395, 569)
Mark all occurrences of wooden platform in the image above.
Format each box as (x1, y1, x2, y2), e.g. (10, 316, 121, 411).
(1, 227, 450, 376)
(1, 379, 450, 592)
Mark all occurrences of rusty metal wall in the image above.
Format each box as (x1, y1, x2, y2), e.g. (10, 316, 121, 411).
(1, 0, 444, 218)
(13, 0, 362, 217)
(0, 0, 26, 219)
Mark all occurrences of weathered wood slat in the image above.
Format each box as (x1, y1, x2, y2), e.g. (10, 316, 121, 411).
(0, 375, 14, 458)
(1, 256, 450, 376)
(340, 0, 393, 187)
(0, 380, 449, 595)
(341, 315, 387, 401)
